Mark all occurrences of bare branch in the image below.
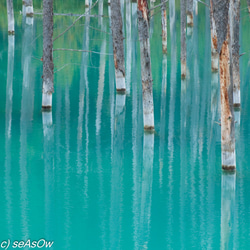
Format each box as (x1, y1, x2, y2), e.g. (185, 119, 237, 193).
(53, 48, 113, 55)
(53, 0, 99, 43)
(149, 0, 168, 12)
(197, 0, 209, 8)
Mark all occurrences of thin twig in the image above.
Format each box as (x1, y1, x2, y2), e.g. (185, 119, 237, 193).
(197, 0, 209, 8)
(149, 0, 168, 12)
(53, 48, 113, 55)
(53, 0, 99, 42)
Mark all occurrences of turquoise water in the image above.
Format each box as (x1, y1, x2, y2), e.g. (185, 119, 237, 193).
(1, 0, 250, 249)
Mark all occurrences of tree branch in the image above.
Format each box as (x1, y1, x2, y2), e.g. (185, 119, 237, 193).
(53, 48, 113, 55)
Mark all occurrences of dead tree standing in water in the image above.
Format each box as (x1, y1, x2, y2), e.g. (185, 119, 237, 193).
(161, 0, 167, 53)
(6, 0, 15, 35)
(181, 0, 186, 78)
(212, 0, 235, 170)
(210, 0, 219, 71)
(187, 0, 193, 27)
(110, 0, 126, 92)
(229, 0, 240, 107)
(138, 0, 154, 130)
(23, 0, 34, 17)
(42, 0, 54, 109)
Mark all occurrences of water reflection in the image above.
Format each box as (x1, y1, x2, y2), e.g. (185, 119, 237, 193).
(4, 35, 15, 238)
(110, 93, 126, 250)
(220, 172, 236, 250)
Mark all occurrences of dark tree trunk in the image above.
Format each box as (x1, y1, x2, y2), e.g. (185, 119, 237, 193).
(110, 0, 126, 91)
(212, 0, 235, 170)
(6, 0, 15, 34)
(137, 0, 154, 130)
(181, 0, 186, 78)
(42, 0, 54, 109)
(161, 0, 167, 53)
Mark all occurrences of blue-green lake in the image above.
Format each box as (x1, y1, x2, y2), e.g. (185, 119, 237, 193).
(1, 0, 250, 249)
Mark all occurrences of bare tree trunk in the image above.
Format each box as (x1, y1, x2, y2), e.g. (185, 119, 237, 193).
(23, 0, 33, 17)
(187, 0, 193, 27)
(181, 0, 186, 78)
(110, 0, 126, 92)
(161, 0, 167, 53)
(42, 0, 54, 109)
(229, 0, 240, 107)
(210, 0, 219, 71)
(6, 0, 15, 35)
(212, 0, 235, 170)
(137, 0, 154, 130)
(85, 0, 89, 7)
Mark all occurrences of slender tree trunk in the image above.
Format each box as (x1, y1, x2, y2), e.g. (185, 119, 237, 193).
(210, 0, 219, 71)
(23, 0, 33, 17)
(212, 0, 235, 170)
(187, 0, 193, 27)
(6, 0, 15, 35)
(42, 0, 54, 109)
(137, 0, 154, 130)
(110, 0, 126, 92)
(85, 0, 89, 7)
(161, 0, 167, 53)
(181, 0, 186, 78)
(229, 0, 240, 107)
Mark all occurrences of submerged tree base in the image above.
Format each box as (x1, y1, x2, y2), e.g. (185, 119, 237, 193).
(8, 31, 15, 35)
(116, 77, 126, 92)
(181, 60, 186, 79)
(42, 93, 52, 110)
(222, 151, 236, 171)
(144, 125, 155, 131)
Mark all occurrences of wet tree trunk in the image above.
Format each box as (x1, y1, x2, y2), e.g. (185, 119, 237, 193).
(210, 0, 219, 71)
(137, 0, 154, 130)
(181, 0, 186, 78)
(212, 0, 235, 170)
(23, 0, 33, 17)
(6, 0, 15, 35)
(187, 0, 193, 27)
(110, 0, 126, 92)
(229, 0, 240, 107)
(161, 0, 167, 53)
(42, 0, 54, 109)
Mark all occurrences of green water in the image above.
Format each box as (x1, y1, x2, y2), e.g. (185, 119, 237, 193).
(1, 0, 250, 249)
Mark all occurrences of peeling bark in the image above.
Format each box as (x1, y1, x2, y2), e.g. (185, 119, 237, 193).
(220, 36, 235, 170)
(161, 0, 167, 54)
(229, 0, 240, 107)
(210, 0, 219, 72)
(42, 0, 54, 109)
(6, 0, 15, 35)
(186, 0, 193, 27)
(110, 0, 126, 91)
(138, 0, 154, 130)
(181, 0, 186, 78)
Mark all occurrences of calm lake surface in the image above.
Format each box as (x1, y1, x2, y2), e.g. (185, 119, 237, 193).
(1, 0, 250, 249)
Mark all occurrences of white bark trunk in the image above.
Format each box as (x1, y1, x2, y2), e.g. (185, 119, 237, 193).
(42, 92, 52, 108)
(6, 0, 15, 34)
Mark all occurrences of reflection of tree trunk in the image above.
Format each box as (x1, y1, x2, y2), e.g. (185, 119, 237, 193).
(181, 0, 186, 78)
(161, 0, 167, 53)
(98, 0, 103, 26)
(220, 173, 235, 250)
(43, 111, 55, 243)
(111, 0, 126, 91)
(110, 94, 125, 250)
(96, 40, 106, 135)
(5, 35, 15, 238)
(138, 0, 154, 130)
(42, 0, 54, 109)
(159, 55, 167, 188)
(6, 0, 15, 34)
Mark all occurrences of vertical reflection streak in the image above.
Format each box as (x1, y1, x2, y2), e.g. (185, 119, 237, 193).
(4, 35, 15, 238)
